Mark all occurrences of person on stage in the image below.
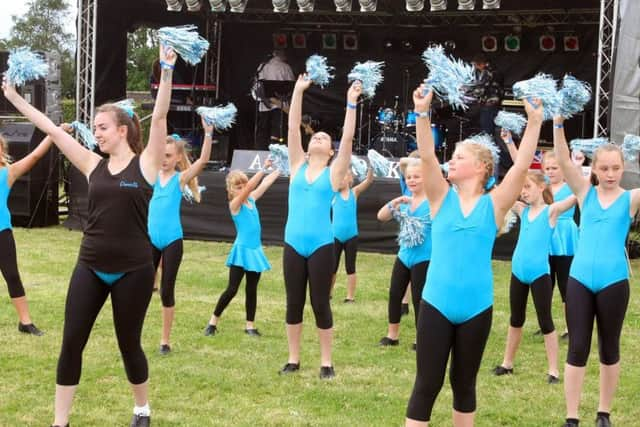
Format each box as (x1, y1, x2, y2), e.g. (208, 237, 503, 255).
(279, 74, 360, 379)
(553, 117, 637, 427)
(204, 160, 280, 337)
(330, 167, 373, 303)
(2, 44, 174, 427)
(493, 170, 576, 384)
(377, 158, 430, 349)
(253, 49, 295, 150)
(405, 84, 543, 427)
(0, 133, 52, 336)
(147, 124, 212, 356)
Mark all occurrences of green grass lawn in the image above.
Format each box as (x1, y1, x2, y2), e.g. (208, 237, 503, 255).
(1, 226, 640, 426)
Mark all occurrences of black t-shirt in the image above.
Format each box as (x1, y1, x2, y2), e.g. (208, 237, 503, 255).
(78, 156, 153, 272)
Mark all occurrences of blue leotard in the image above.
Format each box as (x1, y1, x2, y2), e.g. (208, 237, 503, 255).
(332, 190, 358, 243)
(423, 188, 497, 324)
(226, 197, 271, 272)
(512, 206, 554, 284)
(284, 163, 336, 258)
(93, 270, 125, 285)
(397, 200, 432, 268)
(0, 168, 12, 232)
(148, 172, 183, 250)
(550, 183, 578, 256)
(570, 186, 631, 293)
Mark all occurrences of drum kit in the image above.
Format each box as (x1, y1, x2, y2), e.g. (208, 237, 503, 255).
(369, 103, 448, 159)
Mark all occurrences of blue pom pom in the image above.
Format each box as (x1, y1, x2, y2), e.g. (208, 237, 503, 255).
(114, 99, 136, 118)
(389, 203, 431, 248)
(569, 137, 609, 159)
(557, 75, 591, 119)
(305, 55, 334, 89)
(350, 156, 368, 181)
(421, 45, 475, 111)
(183, 185, 206, 203)
(348, 61, 385, 98)
(268, 144, 290, 176)
(367, 149, 392, 177)
(500, 210, 518, 235)
(196, 103, 238, 130)
(622, 134, 640, 162)
(6, 48, 49, 86)
(464, 133, 501, 165)
(512, 73, 560, 121)
(70, 121, 97, 150)
(157, 25, 210, 65)
(494, 111, 527, 136)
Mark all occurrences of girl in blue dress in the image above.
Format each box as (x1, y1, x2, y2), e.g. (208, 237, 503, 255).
(147, 118, 213, 355)
(204, 159, 280, 337)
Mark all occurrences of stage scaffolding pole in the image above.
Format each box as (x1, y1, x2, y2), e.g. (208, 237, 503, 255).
(593, 0, 619, 137)
(75, 0, 97, 127)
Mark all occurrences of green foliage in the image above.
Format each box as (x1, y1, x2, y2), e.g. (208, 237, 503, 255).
(127, 27, 158, 92)
(61, 99, 75, 123)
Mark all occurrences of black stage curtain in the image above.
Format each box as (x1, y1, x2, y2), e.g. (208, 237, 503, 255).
(64, 170, 519, 259)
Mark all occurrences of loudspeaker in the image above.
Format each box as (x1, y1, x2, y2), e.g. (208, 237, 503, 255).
(1, 122, 59, 227)
(211, 134, 230, 162)
(0, 50, 47, 114)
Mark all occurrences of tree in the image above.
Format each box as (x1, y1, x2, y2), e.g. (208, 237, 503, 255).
(127, 27, 159, 92)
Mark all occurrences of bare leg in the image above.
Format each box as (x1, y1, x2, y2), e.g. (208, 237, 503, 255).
(318, 327, 333, 367)
(598, 362, 620, 413)
(405, 418, 428, 427)
(501, 326, 523, 369)
(346, 273, 357, 300)
(161, 306, 174, 346)
(53, 384, 77, 426)
(12, 296, 33, 324)
(286, 323, 303, 363)
(543, 331, 559, 377)
(564, 364, 586, 419)
(387, 323, 401, 341)
(452, 409, 475, 427)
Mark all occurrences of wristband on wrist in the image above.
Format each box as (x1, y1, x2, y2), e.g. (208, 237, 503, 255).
(416, 111, 431, 119)
(347, 102, 357, 110)
(554, 124, 564, 129)
(160, 61, 175, 70)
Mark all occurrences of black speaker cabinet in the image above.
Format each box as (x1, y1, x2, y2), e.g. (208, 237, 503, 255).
(1, 122, 59, 227)
(211, 135, 230, 162)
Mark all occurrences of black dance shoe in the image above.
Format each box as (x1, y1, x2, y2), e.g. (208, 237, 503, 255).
(596, 414, 611, 427)
(245, 328, 261, 337)
(343, 298, 355, 304)
(130, 414, 150, 427)
(203, 324, 217, 336)
(492, 365, 514, 376)
(279, 363, 300, 375)
(547, 374, 560, 384)
(159, 344, 171, 355)
(18, 322, 44, 336)
(319, 366, 335, 379)
(378, 337, 399, 346)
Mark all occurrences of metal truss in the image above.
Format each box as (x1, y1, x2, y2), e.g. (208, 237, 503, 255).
(593, 0, 619, 137)
(75, 0, 97, 126)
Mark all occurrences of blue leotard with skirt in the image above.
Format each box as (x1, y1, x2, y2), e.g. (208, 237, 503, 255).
(423, 188, 497, 324)
(512, 206, 554, 284)
(148, 172, 183, 250)
(550, 183, 578, 256)
(226, 197, 270, 272)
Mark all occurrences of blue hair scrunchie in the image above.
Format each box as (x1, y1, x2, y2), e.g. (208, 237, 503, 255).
(170, 133, 181, 141)
(543, 175, 551, 185)
(485, 176, 496, 190)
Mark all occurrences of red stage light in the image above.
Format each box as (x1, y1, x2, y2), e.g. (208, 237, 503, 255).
(539, 35, 556, 52)
(273, 33, 288, 49)
(481, 36, 497, 52)
(343, 34, 358, 50)
(292, 33, 306, 49)
(564, 36, 579, 52)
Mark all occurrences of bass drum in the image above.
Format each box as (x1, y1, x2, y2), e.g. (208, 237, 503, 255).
(371, 133, 415, 158)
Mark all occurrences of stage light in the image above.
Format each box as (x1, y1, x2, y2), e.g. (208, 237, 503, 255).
(166, 0, 183, 11)
(402, 40, 413, 51)
(185, 0, 201, 11)
(209, 0, 226, 11)
(481, 35, 497, 52)
(334, 0, 352, 12)
(229, 0, 247, 12)
(292, 33, 307, 48)
(297, 0, 314, 12)
(359, 0, 377, 11)
(482, 0, 499, 9)
(504, 35, 520, 52)
(430, 1, 446, 12)
(344, 34, 358, 50)
(273, 33, 288, 49)
(458, 0, 474, 10)
(322, 33, 337, 50)
(273, 0, 290, 12)
(444, 40, 456, 51)
(406, 0, 424, 11)
(564, 36, 579, 52)
(539, 35, 556, 52)
(383, 38, 394, 49)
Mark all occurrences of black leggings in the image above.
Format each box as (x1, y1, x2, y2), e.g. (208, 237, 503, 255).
(283, 243, 334, 329)
(509, 274, 555, 334)
(549, 255, 573, 303)
(566, 278, 629, 367)
(0, 229, 25, 298)
(57, 263, 155, 385)
(151, 239, 183, 308)
(333, 237, 358, 275)
(213, 266, 261, 322)
(388, 258, 428, 326)
(407, 301, 492, 422)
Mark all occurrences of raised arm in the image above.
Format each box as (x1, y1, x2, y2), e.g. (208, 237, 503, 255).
(140, 45, 177, 183)
(229, 165, 269, 214)
(180, 117, 213, 188)
(548, 195, 577, 226)
(2, 79, 101, 177)
(288, 75, 312, 176)
(251, 167, 280, 201)
(491, 98, 543, 220)
(414, 85, 449, 211)
(500, 129, 518, 162)
(377, 196, 410, 222)
(552, 116, 589, 201)
(353, 166, 374, 198)
(7, 135, 53, 187)
(330, 81, 362, 190)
